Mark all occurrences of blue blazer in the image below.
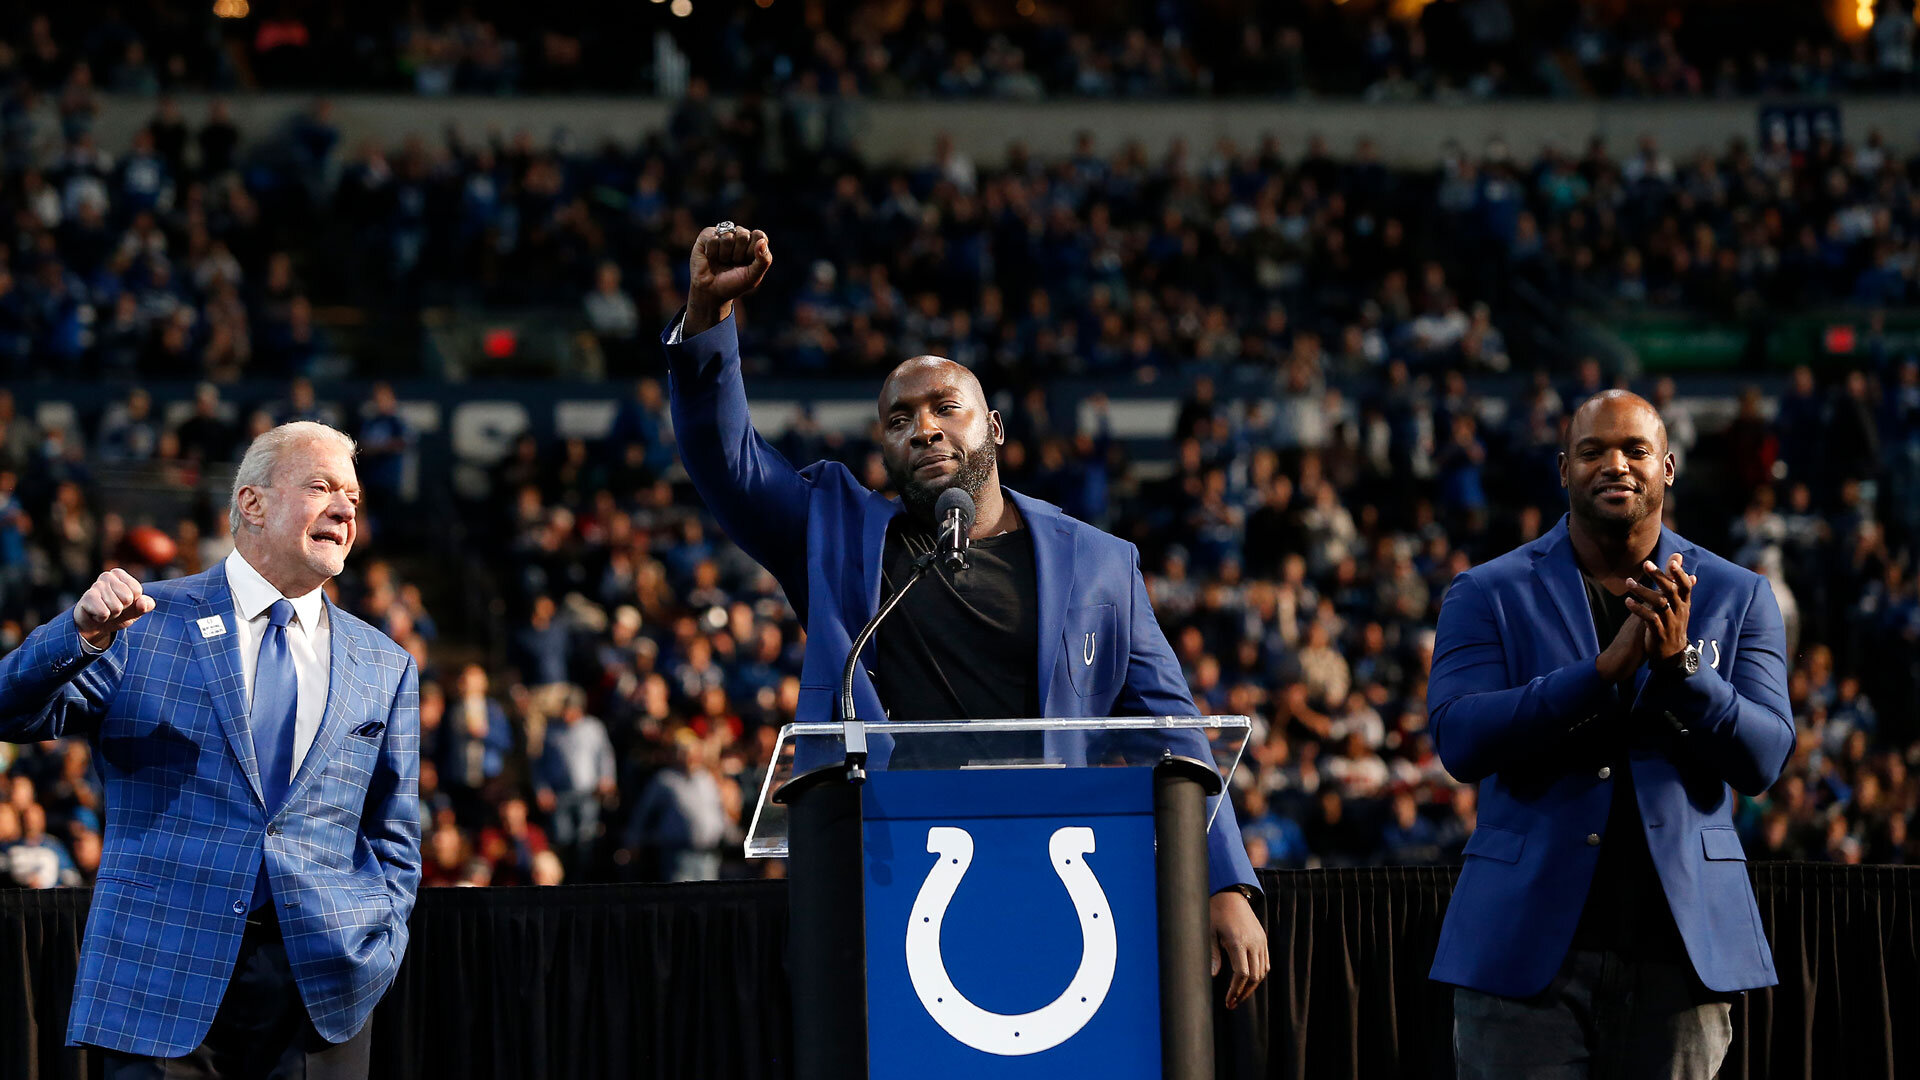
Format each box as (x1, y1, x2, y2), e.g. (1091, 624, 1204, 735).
(1427, 516, 1794, 997)
(0, 562, 421, 1056)
(665, 314, 1258, 895)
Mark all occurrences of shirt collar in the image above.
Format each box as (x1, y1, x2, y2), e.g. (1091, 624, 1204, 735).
(224, 548, 326, 631)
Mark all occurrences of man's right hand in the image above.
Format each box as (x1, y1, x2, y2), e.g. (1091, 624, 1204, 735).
(1594, 607, 1647, 683)
(74, 568, 154, 650)
(684, 225, 773, 337)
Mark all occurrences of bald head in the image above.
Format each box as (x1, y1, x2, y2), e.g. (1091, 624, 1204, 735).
(1565, 390, 1668, 455)
(878, 355, 986, 418)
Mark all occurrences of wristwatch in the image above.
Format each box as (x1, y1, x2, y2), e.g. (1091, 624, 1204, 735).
(1657, 642, 1702, 677)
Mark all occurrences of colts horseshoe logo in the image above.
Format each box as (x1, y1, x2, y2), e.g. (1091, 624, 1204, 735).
(1692, 638, 1722, 669)
(904, 826, 1116, 1056)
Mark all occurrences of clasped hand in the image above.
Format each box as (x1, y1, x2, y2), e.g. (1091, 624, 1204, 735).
(1595, 552, 1695, 682)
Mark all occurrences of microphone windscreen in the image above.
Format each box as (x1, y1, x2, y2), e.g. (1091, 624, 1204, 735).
(935, 487, 976, 534)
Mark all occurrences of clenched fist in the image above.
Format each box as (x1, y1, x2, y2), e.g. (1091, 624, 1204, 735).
(684, 225, 773, 336)
(74, 568, 155, 649)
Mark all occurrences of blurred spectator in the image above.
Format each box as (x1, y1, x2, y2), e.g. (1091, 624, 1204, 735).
(174, 383, 238, 464)
(1380, 788, 1442, 865)
(6, 801, 74, 887)
(357, 382, 416, 515)
(1238, 785, 1310, 869)
(626, 731, 727, 882)
(421, 820, 475, 887)
(513, 594, 573, 749)
(584, 261, 640, 371)
(443, 663, 512, 827)
(95, 388, 160, 461)
(537, 686, 617, 876)
(1304, 788, 1375, 868)
(477, 795, 549, 886)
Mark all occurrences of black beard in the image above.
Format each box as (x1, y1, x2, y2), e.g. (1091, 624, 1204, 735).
(1570, 487, 1659, 533)
(896, 436, 998, 521)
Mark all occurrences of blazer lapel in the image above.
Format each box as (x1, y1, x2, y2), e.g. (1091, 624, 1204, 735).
(856, 493, 903, 671)
(860, 492, 902, 621)
(187, 562, 266, 810)
(1530, 517, 1600, 660)
(1008, 489, 1075, 713)
(283, 596, 365, 810)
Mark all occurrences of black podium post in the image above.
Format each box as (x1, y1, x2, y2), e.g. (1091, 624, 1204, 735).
(1155, 757, 1221, 1080)
(784, 769, 868, 1080)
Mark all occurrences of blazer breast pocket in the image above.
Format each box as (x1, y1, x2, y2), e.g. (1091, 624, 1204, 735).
(1063, 603, 1120, 699)
(1689, 617, 1732, 673)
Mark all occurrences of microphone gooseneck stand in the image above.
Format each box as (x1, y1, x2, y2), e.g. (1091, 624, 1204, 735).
(842, 540, 969, 782)
(839, 505, 970, 783)
(839, 551, 932, 783)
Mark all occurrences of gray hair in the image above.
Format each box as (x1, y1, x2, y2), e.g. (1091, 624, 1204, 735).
(229, 421, 358, 534)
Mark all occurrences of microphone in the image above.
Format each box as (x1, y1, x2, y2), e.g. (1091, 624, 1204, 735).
(935, 488, 976, 572)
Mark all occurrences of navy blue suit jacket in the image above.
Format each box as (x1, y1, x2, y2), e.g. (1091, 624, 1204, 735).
(665, 313, 1258, 895)
(1427, 516, 1794, 996)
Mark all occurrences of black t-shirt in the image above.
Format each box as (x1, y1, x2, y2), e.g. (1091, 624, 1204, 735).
(872, 514, 1041, 725)
(1570, 572, 1687, 959)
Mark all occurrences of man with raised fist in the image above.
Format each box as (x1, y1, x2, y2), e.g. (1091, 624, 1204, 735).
(666, 224, 1269, 1009)
(0, 420, 419, 1080)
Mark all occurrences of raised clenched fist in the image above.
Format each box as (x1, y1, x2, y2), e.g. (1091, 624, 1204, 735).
(684, 225, 772, 336)
(74, 568, 155, 649)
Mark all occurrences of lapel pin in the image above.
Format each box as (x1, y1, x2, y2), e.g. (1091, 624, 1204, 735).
(197, 615, 228, 639)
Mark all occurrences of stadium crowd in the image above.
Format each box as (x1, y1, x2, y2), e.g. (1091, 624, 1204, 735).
(0, 66, 1917, 891)
(4, 2, 1918, 102)
(0, 87, 1915, 387)
(2, 330, 1918, 889)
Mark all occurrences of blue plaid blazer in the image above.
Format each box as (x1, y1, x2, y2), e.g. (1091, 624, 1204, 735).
(0, 561, 420, 1057)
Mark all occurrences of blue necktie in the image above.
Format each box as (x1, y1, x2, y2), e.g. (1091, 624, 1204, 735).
(250, 598, 299, 912)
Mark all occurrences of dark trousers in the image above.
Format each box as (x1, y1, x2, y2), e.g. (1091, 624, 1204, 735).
(1453, 950, 1733, 1080)
(99, 916, 373, 1080)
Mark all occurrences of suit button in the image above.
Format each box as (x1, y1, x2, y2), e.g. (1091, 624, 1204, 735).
(231, 899, 246, 914)
(1586, 833, 1601, 846)
(1597, 766, 1611, 780)
(266, 824, 281, 837)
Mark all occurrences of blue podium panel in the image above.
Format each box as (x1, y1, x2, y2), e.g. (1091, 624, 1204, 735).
(862, 767, 1161, 1079)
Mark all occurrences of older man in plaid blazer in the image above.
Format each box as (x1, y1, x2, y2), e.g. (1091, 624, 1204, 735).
(0, 421, 419, 1080)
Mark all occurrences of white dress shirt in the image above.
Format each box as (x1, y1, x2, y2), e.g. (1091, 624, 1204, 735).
(223, 548, 331, 783)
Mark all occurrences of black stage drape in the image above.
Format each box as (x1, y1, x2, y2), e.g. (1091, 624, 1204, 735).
(4, 865, 1914, 1079)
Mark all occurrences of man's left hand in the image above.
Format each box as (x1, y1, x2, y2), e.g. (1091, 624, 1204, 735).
(1210, 888, 1269, 1010)
(1625, 552, 1695, 662)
